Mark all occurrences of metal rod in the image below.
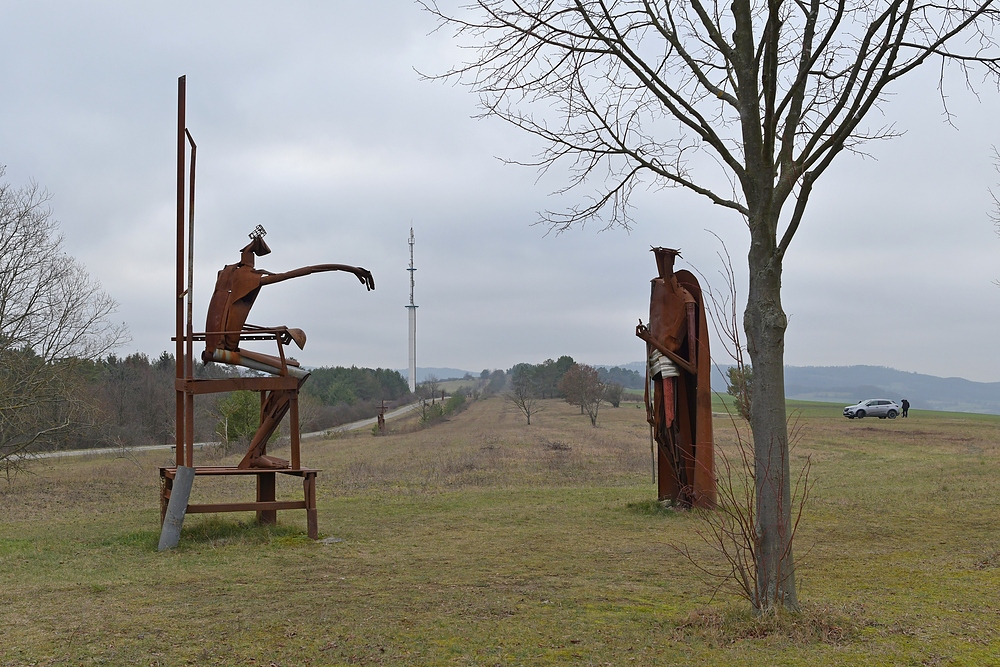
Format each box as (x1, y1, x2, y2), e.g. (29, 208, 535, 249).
(185, 129, 197, 372)
(290, 394, 300, 470)
(650, 424, 656, 485)
(185, 128, 197, 468)
(175, 75, 186, 468)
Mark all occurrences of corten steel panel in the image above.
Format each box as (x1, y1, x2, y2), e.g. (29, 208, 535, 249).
(636, 248, 716, 509)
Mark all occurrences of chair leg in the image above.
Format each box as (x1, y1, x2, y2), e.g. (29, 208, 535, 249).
(160, 472, 172, 525)
(304, 473, 318, 539)
(257, 472, 277, 525)
(290, 393, 300, 470)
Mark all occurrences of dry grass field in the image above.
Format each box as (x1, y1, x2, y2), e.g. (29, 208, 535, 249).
(2, 396, 1000, 665)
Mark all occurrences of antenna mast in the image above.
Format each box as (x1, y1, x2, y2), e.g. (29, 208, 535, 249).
(406, 227, 418, 393)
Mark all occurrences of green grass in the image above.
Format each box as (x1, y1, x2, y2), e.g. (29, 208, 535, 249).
(436, 378, 481, 393)
(2, 397, 1000, 664)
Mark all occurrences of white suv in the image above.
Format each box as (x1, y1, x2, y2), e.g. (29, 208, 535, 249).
(843, 399, 900, 420)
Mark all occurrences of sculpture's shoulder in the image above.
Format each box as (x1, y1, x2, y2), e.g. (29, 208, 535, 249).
(213, 263, 265, 302)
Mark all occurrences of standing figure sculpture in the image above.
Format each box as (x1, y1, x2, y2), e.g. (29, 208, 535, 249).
(636, 247, 716, 508)
(204, 225, 375, 469)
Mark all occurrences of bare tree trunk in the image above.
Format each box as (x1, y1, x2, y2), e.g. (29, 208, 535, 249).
(744, 225, 796, 612)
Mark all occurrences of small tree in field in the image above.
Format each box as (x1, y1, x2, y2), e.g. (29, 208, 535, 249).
(604, 381, 624, 408)
(726, 366, 753, 421)
(214, 390, 261, 448)
(558, 362, 590, 414)
(558, 363, 605, 426)
(504, 371, 543, 425)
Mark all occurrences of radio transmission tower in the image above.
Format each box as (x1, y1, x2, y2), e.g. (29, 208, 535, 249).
(406, 227, 418, 393)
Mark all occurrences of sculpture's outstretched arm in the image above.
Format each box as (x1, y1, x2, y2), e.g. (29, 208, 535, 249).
(259, 264, 375, 290)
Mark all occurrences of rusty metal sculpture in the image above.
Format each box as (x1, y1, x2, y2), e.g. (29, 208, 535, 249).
(636, 247, 716, 509)
(203, 225, 374, 469)
(160, 75, 375, 543)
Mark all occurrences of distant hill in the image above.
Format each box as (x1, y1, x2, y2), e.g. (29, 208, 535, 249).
(782, 366, 1000, 414)
(610, 362, 1000, 415)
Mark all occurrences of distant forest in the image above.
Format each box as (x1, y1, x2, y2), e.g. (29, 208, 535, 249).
(500, 356, 642, 397)
(14, 353, 413, 455)
(597, 366, 643, 390)
(16, 351, 647, 456)
(302, 366, 410, 406)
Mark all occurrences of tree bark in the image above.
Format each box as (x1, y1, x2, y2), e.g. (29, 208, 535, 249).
(744, 222, 797, 612)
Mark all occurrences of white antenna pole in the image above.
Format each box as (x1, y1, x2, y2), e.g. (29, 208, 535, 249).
(406, 227, 418, 393)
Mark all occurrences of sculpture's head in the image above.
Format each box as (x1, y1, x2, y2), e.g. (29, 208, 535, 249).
(650, 247, 681, 280)
(240, 225, 271, 266)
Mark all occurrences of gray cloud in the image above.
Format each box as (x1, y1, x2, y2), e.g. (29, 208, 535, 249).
(1, 2, 997, 381)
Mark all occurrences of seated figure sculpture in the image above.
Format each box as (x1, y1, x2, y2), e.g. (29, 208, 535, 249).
(204, 226, 375, 469)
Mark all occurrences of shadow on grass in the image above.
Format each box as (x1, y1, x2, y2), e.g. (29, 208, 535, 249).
(180, 516, 309, 546)
(625, 498, 686, 517)
(105, 517, 311, 552)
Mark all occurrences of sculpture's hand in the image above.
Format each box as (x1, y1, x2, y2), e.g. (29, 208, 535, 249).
(636, 319, 651, 341)
(355, 267, 375, 291)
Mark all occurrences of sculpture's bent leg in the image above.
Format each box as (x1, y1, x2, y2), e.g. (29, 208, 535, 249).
(238, 389, 293, 469)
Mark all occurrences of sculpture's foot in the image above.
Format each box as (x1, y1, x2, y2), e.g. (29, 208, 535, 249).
(242, 454, 290, 470)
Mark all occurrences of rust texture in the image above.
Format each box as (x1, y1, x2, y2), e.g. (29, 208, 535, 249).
(377, 399, 387, 434)
(636, 247, 716, 509)
(201, 225, 374, 469)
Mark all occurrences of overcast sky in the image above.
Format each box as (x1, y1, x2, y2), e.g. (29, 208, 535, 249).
(1, 2, 998, 382)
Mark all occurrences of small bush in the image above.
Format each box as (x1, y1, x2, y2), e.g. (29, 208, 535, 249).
(419, 402, 445, 426)
(444, 392, 467, 415)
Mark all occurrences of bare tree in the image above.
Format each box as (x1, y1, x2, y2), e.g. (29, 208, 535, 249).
(423, 374, 440, 402)
(691, 239, 811, 609)
(425, 0, 1000, 611)
(0, 172, 128, 473)
(558, 362, 590, 414)
(558, 362, 605, 425)
(603, 381, 624, 408)
(504, 371, 543, 424)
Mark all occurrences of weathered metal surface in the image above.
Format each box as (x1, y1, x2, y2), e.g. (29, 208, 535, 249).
(203, 226, 374, 361)
(175, 76, 187, 468)
(636, 248, 716, 509)
(198, 226, 374, 470)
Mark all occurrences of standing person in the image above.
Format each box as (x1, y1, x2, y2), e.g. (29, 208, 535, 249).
(901, 399, 910, 418)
